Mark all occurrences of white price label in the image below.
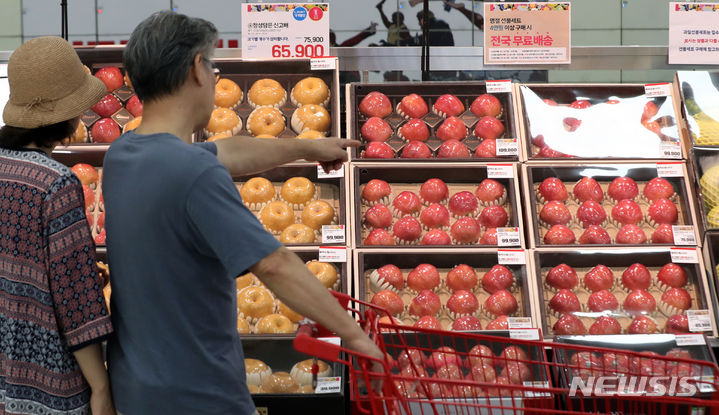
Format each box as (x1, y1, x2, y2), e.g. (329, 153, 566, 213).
(509, 328, 539, 340)
(321, 225, 345, 244)
(315, 376, 342, 394)
(497, 227, 521, 247)
(319, 246, 347, 262)
(670, 247, 699, 263)
(523, 381, 551, 398)
(487, 163, 514, 178)
(660, 143, 682, 159)
(317, 164, 344, 178)
(698, 376, 717, 393)
(498, 249, 526, 265)
(310, 57, 336, 70)
(656, 162, 684, 177)
(496, 139, 519, 157)
(687, 310, 714, 332)
(319, 336, 341, 346)
(675, 333, 706, 346)
(508, 317, 533, 329)
(672, 225, 697, 246)
(241, 4, 330, 60)
(645, 82, 673, 97)
(486, 80, 513, 94)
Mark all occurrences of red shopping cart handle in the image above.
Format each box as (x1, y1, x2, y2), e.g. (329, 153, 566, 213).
(294, 323, 345, 363)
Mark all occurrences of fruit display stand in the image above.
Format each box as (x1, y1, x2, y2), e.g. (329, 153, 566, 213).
(522, 162, 701, 248)
(676, 71, 719, 149)
(233, 162, 348, 247)
(530, 248, 717, 339)
(242, 336, 346, 413)
(350, 163, 525, 248)
(517, 83, 684, 160)
(353, 249, 537, 332)
(346, 81, 522, 161)
(553, 334, 718, 411)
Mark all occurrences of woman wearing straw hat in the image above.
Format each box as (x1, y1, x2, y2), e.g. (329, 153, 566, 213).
(0, 37, 115, 415)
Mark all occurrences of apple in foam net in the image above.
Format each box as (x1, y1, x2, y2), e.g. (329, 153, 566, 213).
(94, 66, 124, 92)
(420, 178, 449, 204)
(623, 289, 656, 314)
(125, 95, 143, 117)
(486, 315, 508, 330)
(616, 224, 647, 244)
(448, 191, 479, 217)
(359, 91, 392, 118)
(579, 225, 612, 244)
(91, 93, 122, 118)
(409, 290, 441, 317)
(576, 200, 606, 228)
(407, 264, 440, 292)
(364, 228, 395, 245)
(543, 224, 576, 245)
(648, 198, 678, 224)
(446, 264, 478, 292)
(452, 316, 482, 331)
(401, 141, 432, 159)
(621, 263, 651, 290)
(475, 179, 505, 204)
(474, 116, 505, 140)
(583, 265, 614, 292)
(364, 203, 393, 229)
(587, 290, 619, 312)
(573, 177, 603, 203)
(665, 314, 689, 334)
(538, 177, 568, 202)
(657, 263, 687, 289)
(392, 191, 422, 216)
(608, 177, 639, 201)
(437, 139, 470, 158)
(398, 93, 429, 119)
(393, 216, 422, 243)
(643, 178, 675, 202)
(433, 94, 465, 117)
(539, 201, 571, 226)
(361, 117, 393, 142)
(414, 316, 442, 330)
(374, 264, 404, 291)
(661, 288, 692, 311)
(628, 316, 659, 334)
(436, 116, 467, 141)
(399, 118, 430, 141)
(611, 199, 643, 226)
(446, 290, 479, 316)
(481, 265, 514, 294)
(362, 141, 395, 159)
(371, 290, 404, 316)
(484, 289, 518, 316)
(589, 316, 622, 335)
(420, 203, 450, 229)
(450, 217, 481, 244)
(480, 227, 498, 245)
(361, 179, 391, 204)
(421, 229, 452, 245)
(553, 313, 586, 335)
(470, 93, 502, 118)
(91, 118, 121, 143)
(651, 224, 674, 244)
(549, 289, 581, 314)
(478, 205, 508, 228)
(545, 264, 578, 290)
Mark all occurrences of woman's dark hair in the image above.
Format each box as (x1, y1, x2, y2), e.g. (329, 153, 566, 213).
(0, 120, 76, 149)
(123, 11, 218, 103)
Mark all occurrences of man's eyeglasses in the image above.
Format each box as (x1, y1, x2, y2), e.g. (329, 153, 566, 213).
(202, 57, 220, 76)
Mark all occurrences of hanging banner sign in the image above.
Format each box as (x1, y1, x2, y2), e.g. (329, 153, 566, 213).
(669, 3, 719, 65)
(242, 3, 330, 59)
(483, 2, 571, 65)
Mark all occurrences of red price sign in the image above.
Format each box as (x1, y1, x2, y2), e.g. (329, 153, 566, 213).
(271, 43, 326, 59)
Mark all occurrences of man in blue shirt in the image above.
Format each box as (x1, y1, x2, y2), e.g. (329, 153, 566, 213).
(103, 11, 383, 414)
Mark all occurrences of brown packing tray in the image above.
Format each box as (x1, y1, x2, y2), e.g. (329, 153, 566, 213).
(353, 249, 535, 330)
(517, 83, 684, 160)
(233, 163, 347, 246)
(237, 246, 349, 337)
(350, 163, 524, 248)
(522, 162, 700, 248)
(346, 81, 521, 161)
(530, 248, 718, 339)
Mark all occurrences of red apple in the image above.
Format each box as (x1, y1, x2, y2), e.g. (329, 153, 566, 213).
(569, 99, 591, 109)
(363, 142, 395, 159)
(95, 66, 124, 92)
(470, 94, 502, 118)
(433, 94, 465, 117)
(361, 117, 393, 142)
(563, 117, 582, 132)
(398, 118, 430, 141)
(125, 95, 143, 117)
(543, 98, 558, 106)
(359, 91, 392, 118)
(437, 140, 470, 158)
(642, 101, 659, 123)
(401, 141, 432, 159)
(474, 139, 497, 158)
(92, 93, 122, 118)
(474, 116, 504, 140)
(91, 118, 121, 143)
(71, 163, 99, 186)
(436, 116, 467, 141)
(398, 93, 429, 119)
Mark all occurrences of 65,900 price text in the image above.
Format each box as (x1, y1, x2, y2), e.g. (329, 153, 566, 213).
(272, 44, 325, 58)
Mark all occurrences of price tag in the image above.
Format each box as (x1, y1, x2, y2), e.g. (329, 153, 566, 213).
(315, 376, 342, 394)
(672, 225, 697, 246)
(508, 317, 533, 329)
(486, 80, 513, 94)
(317, 164, 344, 178)
(687, 310, 714, 332)
(321, 225, 345, 244)
(497, 227, 521, 247)
(670, 247, 699, 264)
(509, 328, 539, 340)
(523, 381, 551, 398)
(310, 57, 336, 70)
(496, 139, 519, 157)
(241, 4, 330, 59)
(319, 246, 347, 262)
(656, 162, 684, 177)
(319, 336, 341, 346)
(660, 142, 682, 159)
(675, 333, 706, 346)
(498, 249, 526, 265)
(645, 82, 673, 97)
(487, 163, 514, 178)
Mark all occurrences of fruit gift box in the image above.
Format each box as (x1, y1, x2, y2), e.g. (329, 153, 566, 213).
(553, 334, 718, 406)
(201, 58, 340, 141)
(347, 82, 521, 161)
(689, 146, 719, 233)
(236, 247, 347, 336)
(352, 163, 524, 248)
(233, 163, 347, 246)
(531, 248, 717, 339)
(518, 84, 683, 159)
(676, 71, 719, 147)
(379, 329, 552, 406)
(523, 163, 701, 247)
(242, 336, 345, 409)
(354, 249, 535, 331)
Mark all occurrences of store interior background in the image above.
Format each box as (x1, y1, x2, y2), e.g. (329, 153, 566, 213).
(0, 0, 708, 84)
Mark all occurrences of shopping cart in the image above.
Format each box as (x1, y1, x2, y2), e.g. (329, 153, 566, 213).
(294, 291, 719, 415)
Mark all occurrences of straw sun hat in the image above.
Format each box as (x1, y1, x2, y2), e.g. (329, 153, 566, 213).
(2, 36, 106, 129)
